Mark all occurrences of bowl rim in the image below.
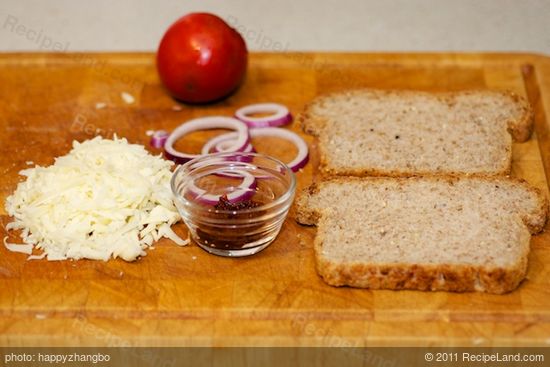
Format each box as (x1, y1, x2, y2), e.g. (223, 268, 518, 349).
(170, 152, 297, 216)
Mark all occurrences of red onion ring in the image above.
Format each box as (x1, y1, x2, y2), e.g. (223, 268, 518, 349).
(202, 135, 256, 163)
(201, 128, 309, 172)
(235, 103, 292, 128)
(216, 141, 255, 154)
(202, 135, 255, 155)
(164, 117, 249, 164)
(150, 130, 169, 148)
(188, 169, 256, 205)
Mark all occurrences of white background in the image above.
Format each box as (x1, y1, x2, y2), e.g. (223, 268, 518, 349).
(1, 0, 549, 54)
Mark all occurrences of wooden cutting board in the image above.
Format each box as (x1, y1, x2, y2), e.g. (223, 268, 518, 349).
(1, 52, 550, 347)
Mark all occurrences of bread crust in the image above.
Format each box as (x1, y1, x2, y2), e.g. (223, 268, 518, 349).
(294, 182, 320, 226)
(296, 175, 548, 234)
(297, 89, 541, 294)
(296, 176, 547, 294)
(503, 90, 534, 143)
(299, 88, 533, 178)
(313, 215, 530, 294)
(314, 238, 529, 294)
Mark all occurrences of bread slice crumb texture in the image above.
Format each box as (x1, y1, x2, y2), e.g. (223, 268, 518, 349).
(313, 178, 537, 265)
(297, 177, 547, 293)
(301, 89, 532, 176)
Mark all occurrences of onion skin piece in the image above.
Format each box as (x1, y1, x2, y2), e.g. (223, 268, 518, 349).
(150, 130, 169, 148)
(235, 103, 292, 128)
(200, 128, 309, 172)
(187, 169, 257, 205)
(164, 116, 249, 164)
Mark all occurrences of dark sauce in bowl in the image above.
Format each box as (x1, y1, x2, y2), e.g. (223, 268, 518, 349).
(196, 194, 268, 250)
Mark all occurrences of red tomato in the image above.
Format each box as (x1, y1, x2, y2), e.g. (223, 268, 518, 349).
(156, 13, 248, 103)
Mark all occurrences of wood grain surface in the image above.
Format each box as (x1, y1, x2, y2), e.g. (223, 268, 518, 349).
(1, 52, 550, 347)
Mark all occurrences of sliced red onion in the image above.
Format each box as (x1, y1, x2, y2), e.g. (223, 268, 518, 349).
(216, 141, 255, 154)
(201, 134, 255, 154)
(188, 169, 257, 206)
(200, 128, 309, 172)
(187, 158, 258, 179)
(150, 130, 169, 148)
(235, 103, 292, 128)
(164, 117, 249, 164)
(201, 134, 255, 163)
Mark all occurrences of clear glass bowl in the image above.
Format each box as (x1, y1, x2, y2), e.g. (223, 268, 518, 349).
(171, 152, 296, 257)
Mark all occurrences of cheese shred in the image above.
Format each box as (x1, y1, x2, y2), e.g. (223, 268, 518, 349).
(4, 136, 188, 261)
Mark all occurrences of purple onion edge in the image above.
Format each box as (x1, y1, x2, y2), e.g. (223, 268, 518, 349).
(164, 150, 193, 165)
(189, 178, 258, 206)
(290, 153, 309, 172)
(236, 113, 293, 128)
(150, 133, 169, 149)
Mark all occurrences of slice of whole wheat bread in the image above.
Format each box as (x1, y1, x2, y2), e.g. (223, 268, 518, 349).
(300, 89, 533, 177)
(296, 177, 547, 294)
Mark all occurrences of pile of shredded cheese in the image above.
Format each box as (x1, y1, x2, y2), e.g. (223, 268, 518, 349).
(4, 136, 188, 261)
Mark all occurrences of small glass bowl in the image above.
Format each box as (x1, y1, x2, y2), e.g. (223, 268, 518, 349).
(171, 152, 296, 257)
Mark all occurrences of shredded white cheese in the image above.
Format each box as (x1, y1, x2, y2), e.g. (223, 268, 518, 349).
(121, 92, 135, 104)
(4, 136, 188, 262)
